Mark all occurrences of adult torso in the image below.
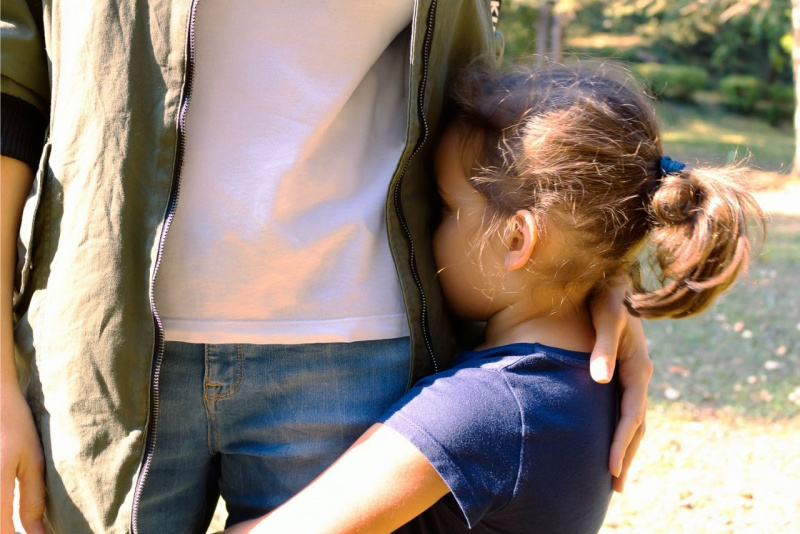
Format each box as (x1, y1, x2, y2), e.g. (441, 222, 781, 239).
(155, 0, 414, 344)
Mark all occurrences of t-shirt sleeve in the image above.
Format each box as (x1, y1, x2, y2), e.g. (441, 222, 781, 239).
(379, 367, 522, 527)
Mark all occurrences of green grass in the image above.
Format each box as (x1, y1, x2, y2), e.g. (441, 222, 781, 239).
(642, 214, 800, 420)
(658, 99, 794, 175)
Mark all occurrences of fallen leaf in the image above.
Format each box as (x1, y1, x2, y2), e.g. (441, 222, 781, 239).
(668, 365, 691, 377)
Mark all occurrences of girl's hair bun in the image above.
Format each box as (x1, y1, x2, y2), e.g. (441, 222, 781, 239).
(629, 166, 764, 319)
(650, 171, 701, 225)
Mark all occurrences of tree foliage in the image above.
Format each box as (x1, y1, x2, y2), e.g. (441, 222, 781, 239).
(503, 0, 793, 83)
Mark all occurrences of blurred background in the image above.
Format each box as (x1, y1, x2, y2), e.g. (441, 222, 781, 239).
(496, 1, 799, 532)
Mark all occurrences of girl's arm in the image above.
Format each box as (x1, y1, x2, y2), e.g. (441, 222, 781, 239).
(225, 423, 448, 534)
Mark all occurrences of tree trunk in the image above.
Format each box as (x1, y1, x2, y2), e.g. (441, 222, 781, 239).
(550, 10, 564, 64)
(793, 0, 800, 176)
(536, 1, 553, 68)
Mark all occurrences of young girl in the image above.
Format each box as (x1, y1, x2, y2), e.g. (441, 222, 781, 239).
(225, 63, 763, 533)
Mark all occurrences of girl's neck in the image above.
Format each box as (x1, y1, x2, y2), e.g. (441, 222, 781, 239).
(477, 295, 596, 353)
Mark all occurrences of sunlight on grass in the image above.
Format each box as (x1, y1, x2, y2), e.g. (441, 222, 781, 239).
(568, 33, 643, 49)
(658, 101, 793, 173)
(687, 121, 712, 134)
(719, 133, 748, 145)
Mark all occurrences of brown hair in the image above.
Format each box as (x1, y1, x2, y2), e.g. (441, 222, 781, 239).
(449, 61, 764, 319)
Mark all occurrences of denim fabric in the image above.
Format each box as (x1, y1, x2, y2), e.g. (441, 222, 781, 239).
(136, 338, 411, 533)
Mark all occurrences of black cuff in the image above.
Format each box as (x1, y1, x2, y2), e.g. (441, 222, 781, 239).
(1, 94, 47, 170)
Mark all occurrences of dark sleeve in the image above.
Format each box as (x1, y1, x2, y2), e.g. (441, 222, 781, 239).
(1, 0, 50, 169)
(379, 367, 522, 528)
(1, 94, 47, 169)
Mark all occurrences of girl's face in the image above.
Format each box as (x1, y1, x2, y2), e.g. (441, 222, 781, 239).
(433, 126, 507, 320)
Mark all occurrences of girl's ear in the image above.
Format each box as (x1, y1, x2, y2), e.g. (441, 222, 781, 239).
(505, 210, 537, 271)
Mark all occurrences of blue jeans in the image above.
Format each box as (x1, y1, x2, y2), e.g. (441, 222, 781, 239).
(136, 338, 411, 533)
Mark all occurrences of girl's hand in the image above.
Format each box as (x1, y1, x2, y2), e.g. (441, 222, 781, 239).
(0, 384, 46, 534)
(589, 283, 653, 493)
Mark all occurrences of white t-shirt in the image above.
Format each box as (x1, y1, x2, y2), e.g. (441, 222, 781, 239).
(155, 0, 414, 344)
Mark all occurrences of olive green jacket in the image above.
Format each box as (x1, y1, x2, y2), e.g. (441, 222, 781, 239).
(3, 1, 503, 531)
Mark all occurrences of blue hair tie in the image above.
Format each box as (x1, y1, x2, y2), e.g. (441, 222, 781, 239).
(659, 156, 686, 177)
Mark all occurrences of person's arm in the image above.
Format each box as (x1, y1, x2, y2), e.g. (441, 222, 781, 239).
(588, 283, 652, 493)
(1, 5, 51, 530)
(225, 423, 448, 534)
(1, 156, 46, 534)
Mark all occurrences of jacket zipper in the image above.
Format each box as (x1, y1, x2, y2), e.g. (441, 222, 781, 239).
(130, 0, 436, 527)
(393, 0, 439, 374)
(130, 0, 199, 531)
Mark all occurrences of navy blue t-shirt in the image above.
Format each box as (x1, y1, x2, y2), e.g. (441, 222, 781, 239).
(380, 343, 618, 533)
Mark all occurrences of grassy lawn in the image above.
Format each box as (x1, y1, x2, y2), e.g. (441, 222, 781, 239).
(658, 98, 794, 176)
(602, 406, 800, 533)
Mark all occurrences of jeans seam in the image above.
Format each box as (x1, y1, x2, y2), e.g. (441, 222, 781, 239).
(206, 345, 244, 401)
(203, 344, 217, 454)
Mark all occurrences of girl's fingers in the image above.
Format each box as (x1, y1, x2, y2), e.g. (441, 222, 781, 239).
(18, 455, 46, 534)
(588, 287, 627, 384)
(612, 418, 646, 493)
(609, 384, 648, 491)
(1, 472, 15, 534)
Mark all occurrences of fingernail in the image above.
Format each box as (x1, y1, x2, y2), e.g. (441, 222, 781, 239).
(590, 358, 610, 382)
(32, 520, 45, 534)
